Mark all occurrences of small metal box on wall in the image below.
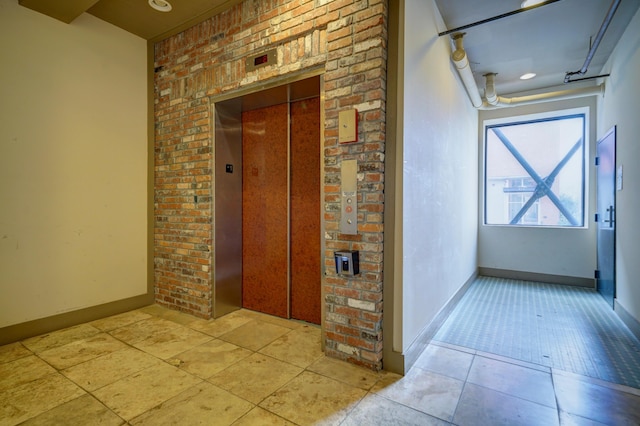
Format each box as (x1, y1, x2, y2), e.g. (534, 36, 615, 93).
(334, 250, 360, 276)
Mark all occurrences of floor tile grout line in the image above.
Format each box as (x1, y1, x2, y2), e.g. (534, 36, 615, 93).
(435, 340, 552, 373)
(550, 367, 563, 426)
(449, 377, 470, 425)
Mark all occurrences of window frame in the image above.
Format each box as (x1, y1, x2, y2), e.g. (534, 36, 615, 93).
(482, 107, 589, 229)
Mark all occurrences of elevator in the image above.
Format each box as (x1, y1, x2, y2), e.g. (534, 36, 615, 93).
(213, 76, 322, 325)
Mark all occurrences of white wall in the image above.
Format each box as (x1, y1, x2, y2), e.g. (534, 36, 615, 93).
(478, 97, 597, 280)
(598, 8, 640, 322)
(0, 0, 148, 327)
(400, 0, 479, 350)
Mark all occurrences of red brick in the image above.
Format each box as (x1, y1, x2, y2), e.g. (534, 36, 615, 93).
(154, 0, 386, 372)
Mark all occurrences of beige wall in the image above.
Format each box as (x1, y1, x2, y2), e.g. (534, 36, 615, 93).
(0, 0, 148, 328)
(599, 8, 640, 324)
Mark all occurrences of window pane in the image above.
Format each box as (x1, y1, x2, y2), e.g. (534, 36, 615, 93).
(485, 114, 585, 227)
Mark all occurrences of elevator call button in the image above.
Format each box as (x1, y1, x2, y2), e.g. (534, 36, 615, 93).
(340, 160, 358, 235)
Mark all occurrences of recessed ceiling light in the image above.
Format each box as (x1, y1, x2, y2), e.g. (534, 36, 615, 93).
(521, 0, 545, 7)
(520, 73, 537, 80)
(149, 0, 172, 12)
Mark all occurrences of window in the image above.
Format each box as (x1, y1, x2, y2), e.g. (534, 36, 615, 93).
(484, 111, 586, 227)
(508, 193, 539, 224)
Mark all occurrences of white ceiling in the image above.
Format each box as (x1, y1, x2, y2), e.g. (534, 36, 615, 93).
(434, 0, 640, 96)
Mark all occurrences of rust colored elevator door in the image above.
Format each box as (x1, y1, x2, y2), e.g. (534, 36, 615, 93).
(242, 98, 321, 324)
(290, 97, 321, 324)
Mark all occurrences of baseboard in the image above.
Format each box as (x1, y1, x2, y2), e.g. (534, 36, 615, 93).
(614, 300, 640, 343)
(0, 293, 154, 346)
(479, 267, 594, 288)
(382, 346, 405, 375)
(402, 270, 478, 374)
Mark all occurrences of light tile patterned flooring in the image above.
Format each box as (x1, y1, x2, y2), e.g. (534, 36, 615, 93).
(434, 276, 640, 389)
(1, 304, 640, 425)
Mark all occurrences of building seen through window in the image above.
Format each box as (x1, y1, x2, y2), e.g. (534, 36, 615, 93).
(484, 111, 586, 227)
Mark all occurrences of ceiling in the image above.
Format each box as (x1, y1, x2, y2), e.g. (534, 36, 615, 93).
(18, 0, 639, 96)
(18, 0, 240, 41)
(434, 0, 640, 96)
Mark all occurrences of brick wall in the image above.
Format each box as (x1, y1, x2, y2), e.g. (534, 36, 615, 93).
(154, 0, 387, 370)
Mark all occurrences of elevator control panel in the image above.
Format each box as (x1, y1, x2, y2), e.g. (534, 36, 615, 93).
(340, 159, 358, 235)
(334, 250, 360, 276)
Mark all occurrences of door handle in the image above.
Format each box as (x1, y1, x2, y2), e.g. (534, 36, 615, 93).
(604, 205, 614, 228)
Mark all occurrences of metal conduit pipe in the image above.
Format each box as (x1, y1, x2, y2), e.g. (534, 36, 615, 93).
(484, 72, 499, 106)
(451, 34, 605, 109)
(451, 33, 483, 108)
(482, 77, 604, 108)
(565, 0, 620, 83)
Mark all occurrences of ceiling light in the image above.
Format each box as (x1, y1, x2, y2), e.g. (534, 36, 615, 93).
(521, 0, 545, 7)
(520, 73, 537, 80)
(149, 0, 172, 12)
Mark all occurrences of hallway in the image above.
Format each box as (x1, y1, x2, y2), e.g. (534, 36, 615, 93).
(2, 291, 640, 425)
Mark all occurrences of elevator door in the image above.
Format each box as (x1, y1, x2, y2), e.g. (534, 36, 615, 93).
(242, 103, 289, 318)
(241, 98, 321, 323)
(290, 97, 321, 324)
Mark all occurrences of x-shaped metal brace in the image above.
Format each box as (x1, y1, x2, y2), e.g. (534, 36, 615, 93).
(491, 128, 582, 226)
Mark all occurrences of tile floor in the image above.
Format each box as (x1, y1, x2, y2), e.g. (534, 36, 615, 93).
(434, 277, 640, 389)
(2, 305, 640, 425)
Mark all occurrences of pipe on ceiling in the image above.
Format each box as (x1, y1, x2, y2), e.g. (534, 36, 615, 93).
(484, 73, 604, 108)
(450, 33, 483, 108)
(565, 0, 620, 83)
(449, 33, 604, 109)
